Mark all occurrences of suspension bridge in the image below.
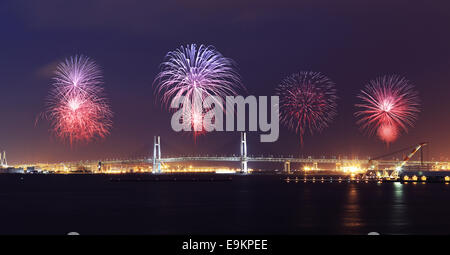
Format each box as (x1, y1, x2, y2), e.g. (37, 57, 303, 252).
(5, 133, 444, 175)
(151, 132, 436, 175)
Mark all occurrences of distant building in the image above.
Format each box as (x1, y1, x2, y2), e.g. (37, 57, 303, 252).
(0, 167, 25, 174)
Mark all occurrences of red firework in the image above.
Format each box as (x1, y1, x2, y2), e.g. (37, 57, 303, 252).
(45, 56, 112, 145)
(276, 71, 338, 146)
(355, 75, 420, 145)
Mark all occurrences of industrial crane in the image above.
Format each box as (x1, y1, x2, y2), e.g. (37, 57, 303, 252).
(367, 142, 428, 179)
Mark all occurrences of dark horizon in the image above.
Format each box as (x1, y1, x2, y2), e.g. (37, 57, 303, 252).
(1, 0, 450, 164)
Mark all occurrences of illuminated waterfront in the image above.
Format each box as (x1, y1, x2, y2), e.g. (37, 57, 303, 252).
(3, 134, 449, 177)
(5, 160, 450, 174)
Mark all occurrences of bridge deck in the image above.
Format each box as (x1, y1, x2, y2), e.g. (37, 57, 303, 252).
(157, 157, 442, 165)
(41, 157, 447, 167)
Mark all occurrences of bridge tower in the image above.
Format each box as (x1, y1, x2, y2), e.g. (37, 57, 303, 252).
(284, 161, 291, 174)
(240, 132, 248, 174)
(153, 136, 161, 174)
(0, 151, 6, 167)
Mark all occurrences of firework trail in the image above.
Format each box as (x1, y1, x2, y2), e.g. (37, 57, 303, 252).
(154, 44, 242, 137)
(44, 55, 112, 145)
(276, 71, 338, 146)
(355, 75, 420, 145)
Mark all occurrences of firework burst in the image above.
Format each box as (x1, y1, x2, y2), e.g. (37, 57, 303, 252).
(355, 75, 420, 144)
(154, 44, 242, 137)
(53, 55, 103, 99)
(44, 55, 112, 145)
(276, 71, 338, 145)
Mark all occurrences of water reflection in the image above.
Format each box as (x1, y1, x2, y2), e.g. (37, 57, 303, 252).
(341, 184, 364, 232)
(389, 182, 408, 231)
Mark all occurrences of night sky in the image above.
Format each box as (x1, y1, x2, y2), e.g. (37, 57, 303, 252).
(1, 0, 449, 164)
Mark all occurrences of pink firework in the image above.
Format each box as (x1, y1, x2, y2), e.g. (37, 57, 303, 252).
(355, 75, 420, 144)
(276, 71, 338, 146)
(53, 55, 103, 99)
(45, 55, 112, 145)
(154, 44, 242, 137)
(377, 123, 398, 144)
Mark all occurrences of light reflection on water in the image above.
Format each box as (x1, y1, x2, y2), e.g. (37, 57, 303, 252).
(341, 184, 364, 230)
(282, 179, 450, 234)
(1, 174, 450, 234)
(390, 182, 408, 232)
